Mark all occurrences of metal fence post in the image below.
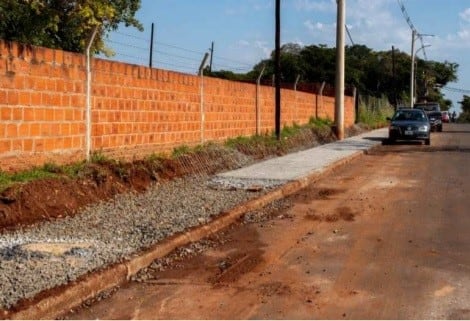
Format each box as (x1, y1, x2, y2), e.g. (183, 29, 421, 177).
(85, 25, 99, 162)
(198, 53, 210, 144)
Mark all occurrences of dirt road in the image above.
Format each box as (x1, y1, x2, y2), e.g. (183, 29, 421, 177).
(64, 123, 470, 320)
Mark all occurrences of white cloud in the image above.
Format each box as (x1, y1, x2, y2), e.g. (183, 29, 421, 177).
(459, 8, 470, 22)
(458, 29, 470, 41)
(295, 0, 335, 12)
(304, 20, 334, 32)
(251, 0, 272, 11)
(255, 40, 272, 58)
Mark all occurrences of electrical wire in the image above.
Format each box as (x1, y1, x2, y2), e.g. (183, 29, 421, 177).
(442, 86, 470, 94)
(397, 0, 429, 60)
(345, 24, 355, 46)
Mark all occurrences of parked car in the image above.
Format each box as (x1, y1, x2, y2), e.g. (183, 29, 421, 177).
(387, 108, 430, 145)
(427, 111, 443, 132)
(441, 111, 450, 123)
(414, 102, 441, 113)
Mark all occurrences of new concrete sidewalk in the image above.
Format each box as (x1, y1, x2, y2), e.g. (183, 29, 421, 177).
(7, 127, 388, 320)
(217, 128, 388, 182)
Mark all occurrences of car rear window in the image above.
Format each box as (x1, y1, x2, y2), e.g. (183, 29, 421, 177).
(393, 110, 426, 121)
(414, 103, 440, 112)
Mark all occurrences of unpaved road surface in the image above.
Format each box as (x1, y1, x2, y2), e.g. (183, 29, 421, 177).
(64, 123, 470, 320)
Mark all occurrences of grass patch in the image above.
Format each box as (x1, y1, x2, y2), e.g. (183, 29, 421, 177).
(90, 150, 111, 164)
(308, 117, 332, 128)
(0, 116, 339, 191)
(358, 95, 394, 128)
(171, 145, 192, 158)
(0, 166, 58, 192)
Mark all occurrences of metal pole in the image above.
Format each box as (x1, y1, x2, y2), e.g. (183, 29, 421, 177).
(149, 23, 154, 68)
(294, 74, 300, 123)
(85, 25, 99, 162)
(410, 30, 416, 106)
(274, 0, 281, 140)
(318, 81, 325, 119)
(335, 0, 345, 140)
(256, 65, 266, 135)
(199, 53, 210, 144)
(392, 45, 397, 109)
(413, 44, 431, 103)
(209, 41, 214, 72)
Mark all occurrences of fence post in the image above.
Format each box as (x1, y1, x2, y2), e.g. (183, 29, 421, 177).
(353, 86, 358, 124)
(294, 74, 300, 123)
(198, 53, 210, 144)
(85, 25, 99, 162)
(318, 81, 326, 119)
(256, 65, 266, 135)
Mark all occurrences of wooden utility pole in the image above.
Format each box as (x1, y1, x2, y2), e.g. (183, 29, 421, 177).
(275, 0, 281, 140)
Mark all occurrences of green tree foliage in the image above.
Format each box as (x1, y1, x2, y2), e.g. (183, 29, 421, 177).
(209, 43, 458, 109)
(0, 0, 142, 55)
(458, 95, 470, 122)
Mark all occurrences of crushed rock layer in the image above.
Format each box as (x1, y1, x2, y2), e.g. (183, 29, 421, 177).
(0, 175, 273, 310)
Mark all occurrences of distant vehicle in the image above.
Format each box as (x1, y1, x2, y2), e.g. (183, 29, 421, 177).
(387, 108, 430, 145)
(414, 102, 441, 113)
(427, 111, 443, 132)
(441, 111, 450, 123)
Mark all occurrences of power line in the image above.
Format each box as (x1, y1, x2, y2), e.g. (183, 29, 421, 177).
(345, 24, 354, 45)
(397, 0, 429, 60)
(442, 86, 470, 94)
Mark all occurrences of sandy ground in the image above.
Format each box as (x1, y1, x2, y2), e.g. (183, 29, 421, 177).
(64, 123, 470, 320)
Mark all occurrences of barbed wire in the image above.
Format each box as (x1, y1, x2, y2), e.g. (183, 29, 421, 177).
(107, 30, 253, 74)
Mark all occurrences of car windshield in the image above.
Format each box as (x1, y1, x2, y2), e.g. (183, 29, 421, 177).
(414, 103, 439, 112)
(393, 110, 426, 121)
(428, 112, 442, 118)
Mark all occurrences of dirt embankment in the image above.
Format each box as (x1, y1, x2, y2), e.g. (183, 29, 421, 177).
(0, 125, 365, 231)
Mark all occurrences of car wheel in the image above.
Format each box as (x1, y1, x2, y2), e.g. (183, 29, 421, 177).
(425, 138, 430, 145)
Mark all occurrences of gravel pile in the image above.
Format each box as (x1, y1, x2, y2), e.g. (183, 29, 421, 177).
(0, 175, 274, 310)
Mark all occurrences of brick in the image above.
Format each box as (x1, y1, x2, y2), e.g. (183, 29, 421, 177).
(40, 123, 52, 136)
(0, 140, 11, 153)
(60, 123, 71, 136)
(1, 107, 11, 120)
(11, 139, 22, 151)
(44, 138, 55, 151)
(18, 123, 29, 137)
(7, 91, 19, 105)
(6, 124, 17, 137)
(11, 107, 23, 121)
(23, 139, 33, 151)
(44, 109, 54, 121)
(34, 138, 45, 152)
(30, 123, 40, 136)
(18, 92, 31, 106)
(62, 137, 73, 149)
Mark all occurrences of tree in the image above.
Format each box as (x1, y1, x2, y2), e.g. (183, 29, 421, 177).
(457, 95, 470, 122)
(217, 42, 458, 109)
(0, 0, 143, 55)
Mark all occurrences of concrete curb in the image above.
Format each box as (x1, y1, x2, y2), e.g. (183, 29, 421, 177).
(4, 148, 367, 320)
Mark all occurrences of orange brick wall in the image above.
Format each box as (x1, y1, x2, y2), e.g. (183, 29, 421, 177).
(0, 40, 355, 171)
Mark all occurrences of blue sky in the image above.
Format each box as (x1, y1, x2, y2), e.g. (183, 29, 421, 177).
(106, 0, 470, 113)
